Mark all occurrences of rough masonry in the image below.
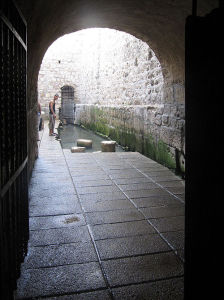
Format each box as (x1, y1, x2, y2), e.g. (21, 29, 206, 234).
(38, 29, 185, 173)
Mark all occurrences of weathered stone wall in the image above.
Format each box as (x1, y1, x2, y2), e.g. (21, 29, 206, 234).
(76, 104, 185, 172)
(16, 0, 217, 178)
(38, 28, 185, 173)
(38, 29, 164, 112)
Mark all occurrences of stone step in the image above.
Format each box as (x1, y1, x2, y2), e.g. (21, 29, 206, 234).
(101, 141, 116, 152)
(77, 139, 92, 148)
(71, 146, 86, 153)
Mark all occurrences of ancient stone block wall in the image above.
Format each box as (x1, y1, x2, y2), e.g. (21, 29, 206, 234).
(38, 28, 185, 172)
(38, 29, 165, 111)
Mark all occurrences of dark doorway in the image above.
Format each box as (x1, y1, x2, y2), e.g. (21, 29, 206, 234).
(60, 85, 75, 124)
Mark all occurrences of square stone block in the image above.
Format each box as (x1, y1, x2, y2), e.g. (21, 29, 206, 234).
(91, 220, 155, 240)
(140, 204, 185, 219)
(96, 234, 170, 260)
(77, 139, 92, 148)
(111, 278, 184, 300)
(101, 141, 116, 152)
(86, 209, 144, 225)
(29, 226, 91, 246)
(102, 252, 184, 286)
(71, 146, 85, 153)
(24, 241, 98, 269)
(149, 216, 185, 232)
(16, 262, 106, 299)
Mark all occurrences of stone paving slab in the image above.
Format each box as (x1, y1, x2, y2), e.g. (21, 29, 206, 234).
(125, 188, 171, 199)
(132, 195, 181, 208)
(110, 172, 145, 179)
(16, 262, 106, 299)
(29, 202, 82, 216)
(30, 187, 76, 198)
(143, 170, 179, 177)
(102, 252, 184, 286)
(72, 174, 111, 182)
(118, 182, 158, 191)
(81, 199, 135, 212)
(29, 194, 79, 206)
(74, 179, 114, 187)
(23, 242, 98, 269)
(29, 226, 91, 246)
(76, 185, 121, 195)
(159, 180, 185, 188)
(29, 213, 86, 230)
(70, 170, 106, 177)
(86, 209, 144, 225)
(140, 204, 185, 219)
(44, 290, 111, 300)
(151, 175, 183, 182)
(111, 278, 184, 300)
(91, 220, 156, 240)
(149, 216, 185, 232)
(30, 181, 74, 191)
(79, 191, 127, 202)
(161, 230, 185, 251)
(166, 186, 185, 195)
(113, 177, 153, 184)
(96, 234, 170, 260)
(16, 125, 185, 299)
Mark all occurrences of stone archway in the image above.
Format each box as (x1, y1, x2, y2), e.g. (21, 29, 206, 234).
(15, 0, 216, 175)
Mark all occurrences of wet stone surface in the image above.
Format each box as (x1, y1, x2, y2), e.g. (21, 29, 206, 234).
(15, 124, 184, 299)
(16, 262, 106, 298)
(102, 252, 184, 286)
(23, 241, 98, 269)
(111, 278, 184, 300)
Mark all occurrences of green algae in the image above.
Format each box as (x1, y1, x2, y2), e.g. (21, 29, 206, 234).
(81, 106, 177, 171)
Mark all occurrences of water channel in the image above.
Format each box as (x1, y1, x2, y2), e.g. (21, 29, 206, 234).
(57, 124, 125, 153)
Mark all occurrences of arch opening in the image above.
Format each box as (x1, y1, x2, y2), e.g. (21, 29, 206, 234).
(38, 28, 184, 173)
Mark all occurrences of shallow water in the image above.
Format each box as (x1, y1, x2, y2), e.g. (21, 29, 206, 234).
(57, 124, 125, 152)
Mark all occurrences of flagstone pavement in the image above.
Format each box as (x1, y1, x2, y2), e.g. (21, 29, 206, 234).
(15, 125, 185, 299)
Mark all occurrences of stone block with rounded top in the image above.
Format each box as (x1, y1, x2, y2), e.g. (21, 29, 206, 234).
(77, 139, 92, 148)
(101, 141, 116, 152)
(71, 146, 85, 153)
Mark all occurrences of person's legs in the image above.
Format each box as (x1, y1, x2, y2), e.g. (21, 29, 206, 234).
(52, 116, 55, 134)
(37, 114, 40, 140)
(49, 114, 53, 135)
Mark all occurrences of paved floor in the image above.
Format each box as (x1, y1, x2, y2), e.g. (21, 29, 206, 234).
(16, 125, 185, 299)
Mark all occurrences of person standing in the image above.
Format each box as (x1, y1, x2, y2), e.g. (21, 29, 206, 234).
(38, 102, 41, 129)
(49, 94, 59, 136)
(37, 102, 41, 141)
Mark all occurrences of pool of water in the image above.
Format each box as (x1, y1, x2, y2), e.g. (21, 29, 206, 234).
(57, 124, 125, 152)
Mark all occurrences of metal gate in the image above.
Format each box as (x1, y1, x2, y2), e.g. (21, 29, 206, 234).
(0, 0, 28, 298)
(61, 85, 75, 124)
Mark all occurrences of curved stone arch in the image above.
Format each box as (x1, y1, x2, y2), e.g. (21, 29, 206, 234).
(15, 0, 216, 171)
(38, 28, 165, 107)
(38, 27, 183, 169)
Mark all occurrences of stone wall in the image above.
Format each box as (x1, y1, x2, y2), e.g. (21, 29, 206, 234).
(38, 28, 185, 173)
(38, 29, 165, 111)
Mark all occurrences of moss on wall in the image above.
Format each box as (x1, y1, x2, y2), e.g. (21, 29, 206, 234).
(82, 105, 176, 171)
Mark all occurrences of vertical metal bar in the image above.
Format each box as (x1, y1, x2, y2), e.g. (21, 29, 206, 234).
(0, 1, 28, 298)
(192, 0, 197, 17)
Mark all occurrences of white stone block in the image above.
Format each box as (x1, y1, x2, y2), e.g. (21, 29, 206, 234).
(71, 146, 85, 153)
(77, 139, 92, 148)
(101, 141, 116, 152)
